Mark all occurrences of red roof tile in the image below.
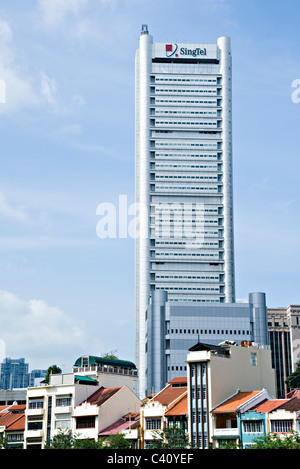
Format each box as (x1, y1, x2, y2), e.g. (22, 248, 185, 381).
(168, 377, 187, 386)
(276, 397, 300, 412)
(212, 391, 262, 413)
(153, 385, 187, 406)
(165, 393, 188, 416)
(99, 414, 140, 436)
(6, 414, 25, 431)
(0, 411, 25, 430)
(78, 386, 123, 407)
(252, 399, 289, 414)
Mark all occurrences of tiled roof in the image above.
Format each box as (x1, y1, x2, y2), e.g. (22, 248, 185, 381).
(99, 413, 140, 436)
(0, 406, 9, 413)
(275, 397, 300, 413)
(165, 392, 188, 416)
(153, 385, 187, 406)
(78, 386, 123, 407)
(212, 391, 262, 413)
(285, 389, 300, 399)
(252, 399, 289, 414)
(6, 414, 25, 431)
(0, 411, 25, 430)
(152, 377, 187, 406)
(168, 377, 187, 386)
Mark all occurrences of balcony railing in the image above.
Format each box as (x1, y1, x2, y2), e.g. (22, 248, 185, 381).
(72, 365, 138, 377)
(213, 427, 239, 437)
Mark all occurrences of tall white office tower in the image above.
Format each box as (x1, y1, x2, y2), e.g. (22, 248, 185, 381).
(135, 25, 235, 397)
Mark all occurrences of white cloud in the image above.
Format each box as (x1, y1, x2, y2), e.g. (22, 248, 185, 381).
(0, 20, 39, 112)
(0, 18, 83, 115)
(0, 193, 29, 222)
(37, 0, 89, 29)
(40, 71, 57, 107)
(0, 290, 99, 369)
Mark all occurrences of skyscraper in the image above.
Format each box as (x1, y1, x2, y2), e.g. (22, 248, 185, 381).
(135, 26, 235, 395)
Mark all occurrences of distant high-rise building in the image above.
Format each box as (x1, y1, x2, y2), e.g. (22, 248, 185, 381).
(135, 26, 235, 395)
(268, 305, 300, 398)
(0, 357, 47, 390)
(0, 357, 29, 389)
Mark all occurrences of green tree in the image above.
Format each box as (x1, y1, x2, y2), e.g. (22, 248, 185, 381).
(0, 434, 8, 449)
(46, 429, 106, 449)
(44, 365, 62, 384)
(74, 438, 105, 449)
(102, 433, 132, 449)
(149, 427, 190, 449)
(45, 429, 77, 449)
(251, 431, 300, 449)
(285, 361, 300, 390)
(101, 350, 119, 360)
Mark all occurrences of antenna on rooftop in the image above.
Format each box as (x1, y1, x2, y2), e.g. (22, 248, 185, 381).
(141, 24, 148, 35)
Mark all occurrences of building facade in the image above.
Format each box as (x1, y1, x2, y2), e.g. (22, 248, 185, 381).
(268, 305, 300, 398)
(186, 341, 276, 448)
(146, 290, 269, 395)
(24, 367, 140, 449)
(0, 358, 29, 390)
(135, 26, 235, 397)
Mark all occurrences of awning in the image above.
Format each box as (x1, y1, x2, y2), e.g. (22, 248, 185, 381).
(74, 375, 98, 384)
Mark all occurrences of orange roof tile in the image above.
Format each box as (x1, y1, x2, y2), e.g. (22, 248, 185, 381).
(252, 399, 289, 414)
(77, 386, 123, 407)
(168, 377, 187, 386)
(277, 397, 300, 412)
(6, 414, 25, 431)
(165, 393, 188, 416)
(212, 391, 262, 413)
(0, 411, 25, 430)
(0, 406, 10, 414)
(153, 385, 187, 406)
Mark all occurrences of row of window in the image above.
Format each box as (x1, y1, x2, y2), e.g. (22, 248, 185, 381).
(168, 328, 250, 335)
(154, 121, 218, 126)
(154, 163, 218, 169)
(154, 242, 219, 248)
(28, 396, 72, 410)
(154, 152, 220, 159)
(154, 88, 219, 95)
(154, 252, 220, 258)
(156, 286, 221, 292)
(25, 416, 294, 434)
(155, 175, 219, 180)
(154, 110, 218, 116)
(154, 78, 218, 84)
(155, 142, 218, 148)
(152, 206, 222, 214)
(153, 186, 221, 192)
(170, 298, 224, 303)
(155, 98, 218, 105)
(242, 420, 293, 433)
(192, 411, 207, 423)
(154, 274, 220, 280)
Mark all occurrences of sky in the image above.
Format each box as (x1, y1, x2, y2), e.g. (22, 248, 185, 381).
(0, 0, 300, 373)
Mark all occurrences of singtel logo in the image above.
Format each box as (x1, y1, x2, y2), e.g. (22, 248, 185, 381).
(165, 44, 207, 58)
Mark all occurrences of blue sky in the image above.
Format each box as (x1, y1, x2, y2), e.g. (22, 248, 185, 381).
(0, 0, 299, 372)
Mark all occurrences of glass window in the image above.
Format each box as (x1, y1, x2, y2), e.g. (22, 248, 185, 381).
(271, 420, 293, 433)
(243, 420, 263, 433)
(76, 417, 95, 429)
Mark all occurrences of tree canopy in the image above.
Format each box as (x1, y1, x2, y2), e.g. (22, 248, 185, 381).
(285, 361, 300, 390)
(44, 365, 62, 384)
